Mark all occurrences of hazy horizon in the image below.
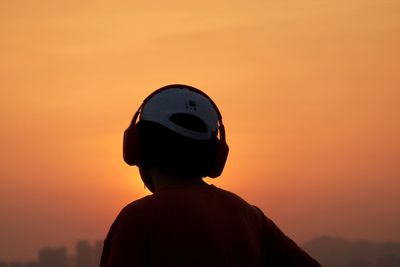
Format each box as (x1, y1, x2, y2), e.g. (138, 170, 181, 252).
(2, 234, 400, 263)
(1, 0, 399, 262)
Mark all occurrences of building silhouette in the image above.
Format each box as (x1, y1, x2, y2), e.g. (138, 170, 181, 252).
(39, 247, 67, 267)
(93, 241, 103, 267)
(75, 241, 93, 267)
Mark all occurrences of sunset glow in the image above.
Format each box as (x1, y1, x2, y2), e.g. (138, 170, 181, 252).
(1, 0, 399, 262)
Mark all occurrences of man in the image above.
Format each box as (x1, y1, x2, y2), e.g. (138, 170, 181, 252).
(101, 84, 320, 266)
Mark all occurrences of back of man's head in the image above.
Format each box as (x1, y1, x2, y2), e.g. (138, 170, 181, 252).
(123, 84, 229, 188)
(137, 119, 217, 178)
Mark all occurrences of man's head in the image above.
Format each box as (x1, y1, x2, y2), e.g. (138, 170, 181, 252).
(123, 84, 229, 191)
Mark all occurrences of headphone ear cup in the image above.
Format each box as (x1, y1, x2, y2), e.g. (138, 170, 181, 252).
(208, 141, 229, 178)
(123, 125, 142, 166)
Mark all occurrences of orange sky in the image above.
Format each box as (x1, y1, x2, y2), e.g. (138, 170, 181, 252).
(1, 0, 399, 262)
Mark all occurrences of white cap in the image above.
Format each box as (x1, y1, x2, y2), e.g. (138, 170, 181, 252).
(140, 87, 219, 140)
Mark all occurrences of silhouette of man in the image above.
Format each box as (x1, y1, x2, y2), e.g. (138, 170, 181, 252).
(100, 84, 320, 266)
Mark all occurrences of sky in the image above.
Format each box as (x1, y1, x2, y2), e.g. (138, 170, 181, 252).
(1, 0, 399, 262)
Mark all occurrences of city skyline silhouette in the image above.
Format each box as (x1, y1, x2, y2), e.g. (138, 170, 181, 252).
(0, 240, 102, 267)
(2, 236, 400, 267)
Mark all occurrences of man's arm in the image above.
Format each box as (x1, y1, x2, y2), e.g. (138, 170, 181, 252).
(257, 209, 321, 267)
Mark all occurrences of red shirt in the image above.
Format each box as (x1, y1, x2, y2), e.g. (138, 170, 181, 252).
(101, 184, 320, 267)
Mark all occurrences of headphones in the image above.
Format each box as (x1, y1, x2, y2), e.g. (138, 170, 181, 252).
(123, 84, 229, 178)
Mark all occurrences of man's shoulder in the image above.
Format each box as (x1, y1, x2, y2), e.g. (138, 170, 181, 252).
(212, 185, 251, 204)
(211, 185, 248, 203)
(117, 194, 157, 220)
(210, 185, 266, 216)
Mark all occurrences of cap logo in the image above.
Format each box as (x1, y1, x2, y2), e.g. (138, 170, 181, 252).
(185, 100, 197, 111)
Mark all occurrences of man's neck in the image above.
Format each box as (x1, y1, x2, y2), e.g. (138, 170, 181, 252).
(152, 169, 207, 192)
(155, 175, 208, 192)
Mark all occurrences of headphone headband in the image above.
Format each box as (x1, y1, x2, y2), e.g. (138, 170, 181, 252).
(129, 84, 226, 143)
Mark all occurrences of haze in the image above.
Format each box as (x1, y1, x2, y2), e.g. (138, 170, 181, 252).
(1, 0, 399, 262)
